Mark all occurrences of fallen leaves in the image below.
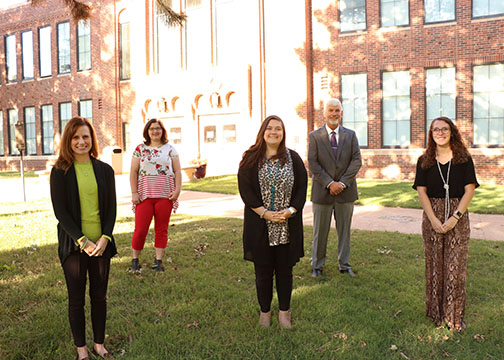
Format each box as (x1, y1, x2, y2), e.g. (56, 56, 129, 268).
(187, 320, 200, 328)
(194, 243, 210, 258)
(377, 245, 392, 255)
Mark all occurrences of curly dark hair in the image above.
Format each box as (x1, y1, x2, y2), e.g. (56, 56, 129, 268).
(239, 115, 289, 169)
(421, 116, 470, 169)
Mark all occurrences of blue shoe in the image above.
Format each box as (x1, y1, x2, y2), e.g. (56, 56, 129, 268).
(312, 268, 322, 277)
(339, 268, 356, 277)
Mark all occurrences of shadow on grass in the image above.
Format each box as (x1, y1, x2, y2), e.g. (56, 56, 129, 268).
(1, 216, 503, 359)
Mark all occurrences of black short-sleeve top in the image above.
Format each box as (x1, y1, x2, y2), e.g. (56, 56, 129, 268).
(412, 156, 479, 198)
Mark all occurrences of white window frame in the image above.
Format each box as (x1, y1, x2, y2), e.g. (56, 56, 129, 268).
(8, 109, 19, 155)
(6, 34, 17, 83)
(24, 107, 37, 155)
(77, 20, 91, 71)
(39, 26, 52, 77)
(57, 21, 71, 74)
(340, 0, 366, 32)
(79, 99, 93, 123)
(342, 73, 368, 146)
(21, 30, 34, 80)
(0, 110, 4, 156)
(425, 0, 455, 23)
(382, 70, 411, 147)
(41, 104, 54, 154)
(473, 64, 504, 145)
(59, 102, 72, 133)
(426, 67, 456, 133)
(473, 0, 504, 18)
(380, 0, 409, 27)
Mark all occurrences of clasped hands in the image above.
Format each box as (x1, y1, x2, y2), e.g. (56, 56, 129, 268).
(263, 208, 293, 223)
(80, 236, 109, 256)
(329, 181, 345, 196)
(430, 216, 458, 234)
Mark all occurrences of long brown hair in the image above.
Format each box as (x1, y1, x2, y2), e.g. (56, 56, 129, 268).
(421, 116, 470, 169)
(54, 116, 99, 172)
(239, 115, 288, 169)
(143, 118, 168, 145)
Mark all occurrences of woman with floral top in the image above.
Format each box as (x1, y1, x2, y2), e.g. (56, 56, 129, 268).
(129, 119, 182, 273)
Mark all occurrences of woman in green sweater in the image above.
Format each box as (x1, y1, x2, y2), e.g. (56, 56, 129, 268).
(50, 117, 117, 359)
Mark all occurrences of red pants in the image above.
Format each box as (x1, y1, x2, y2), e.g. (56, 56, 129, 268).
(132, 198, 173, 250)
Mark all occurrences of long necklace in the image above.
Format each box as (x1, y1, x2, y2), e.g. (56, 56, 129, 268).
(266, 157, 281, 211)
(436, 159, 451, 222)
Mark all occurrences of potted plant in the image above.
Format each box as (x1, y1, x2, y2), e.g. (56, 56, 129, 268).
(184, 158, 207, 181)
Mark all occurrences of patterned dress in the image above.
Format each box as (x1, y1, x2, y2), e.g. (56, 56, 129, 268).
(132, 143, 179, 212)
(258, 151, 294, 246)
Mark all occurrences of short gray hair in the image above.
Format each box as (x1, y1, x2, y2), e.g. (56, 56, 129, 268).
(324, 98, 342, 111)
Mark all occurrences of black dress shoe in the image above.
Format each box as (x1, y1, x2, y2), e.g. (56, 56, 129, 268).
(340, 268, 356, 277)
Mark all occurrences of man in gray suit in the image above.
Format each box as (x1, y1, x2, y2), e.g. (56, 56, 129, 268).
(308, 98, 362, 277)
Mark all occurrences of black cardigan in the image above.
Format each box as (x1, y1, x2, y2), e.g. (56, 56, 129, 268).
(237, 149, 308, 266)
(50, 158, 118, 265)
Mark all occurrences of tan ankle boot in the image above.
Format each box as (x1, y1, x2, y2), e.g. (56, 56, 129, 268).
(258, 311, 271, 328)
(278, 310, 291, 329)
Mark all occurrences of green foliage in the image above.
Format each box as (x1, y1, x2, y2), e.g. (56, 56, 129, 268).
(183, 176, 504, 214)
(1, 200, 503, 359)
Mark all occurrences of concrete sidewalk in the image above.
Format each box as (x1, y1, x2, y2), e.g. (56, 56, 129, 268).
(117, 187, 504, 242)
(3, 173, 503, 242)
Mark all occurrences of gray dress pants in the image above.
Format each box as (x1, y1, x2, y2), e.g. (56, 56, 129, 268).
(311, 201, 354, 271)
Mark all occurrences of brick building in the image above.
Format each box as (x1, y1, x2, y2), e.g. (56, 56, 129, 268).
(1, 0, 502, 184)
(0, 0, 124, 172)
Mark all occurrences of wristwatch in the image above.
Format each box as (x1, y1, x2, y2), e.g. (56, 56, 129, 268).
(288, 207, 296, 216)
(453, 210, 463, 220)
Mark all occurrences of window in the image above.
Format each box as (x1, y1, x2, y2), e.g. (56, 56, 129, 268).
(79, 99, 93, 122)
(41, 105, 54, 154)
(424, 0, 455, 23)
(58, 22, 71, 73)
(119, 13, 131, 79)
(123, 122, 131, 151)
(0, 111, 4, 156)
(39, 26, 52, 77)
(8, 109, 19, 155)
(425, 0, 455, 23)
(59, 102, 72, 133)
(21, 31, 34, 80)
(185, 0, 211, 70)
(215, 0, 240, 66)
(340, 0, 366, 32)
(223, 124, 236, 143)
(381, 0, 409, 27)
(473, 64, 504, 145)
(473, 0, 504, 18)
(24, 107, 36, 155)
(169, 127, 182, 144)
(426, 68, 456, 132)
(6, 34, 17, 83)
(204, 125, 216, 143)
(382, 70, 411, 146)
(77, 20, 91, 71)
(342, 73, 368, 146)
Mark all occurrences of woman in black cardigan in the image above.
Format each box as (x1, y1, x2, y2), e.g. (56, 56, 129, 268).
(50, 117, 117, 359)
(238, 115, 307, 329)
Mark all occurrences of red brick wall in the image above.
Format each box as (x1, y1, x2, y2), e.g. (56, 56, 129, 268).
(0, 0, 121, 171)
(309, 0, 504, 184)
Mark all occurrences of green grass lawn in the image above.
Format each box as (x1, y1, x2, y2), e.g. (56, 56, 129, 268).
(183, 175, 504, 215)
(0, 170, 38, 179)
(1, 199, 503, 359)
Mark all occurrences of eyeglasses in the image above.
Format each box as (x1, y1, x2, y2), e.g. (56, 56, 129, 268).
(149, 127, 162, 132)
(432, 127, 450, 134)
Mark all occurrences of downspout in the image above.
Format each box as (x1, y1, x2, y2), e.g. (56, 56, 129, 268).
(113, 0, 122, 148)
(305, 0, 314, 140)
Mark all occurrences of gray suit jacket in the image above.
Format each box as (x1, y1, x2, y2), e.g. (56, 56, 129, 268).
(308, 126, 362, 204)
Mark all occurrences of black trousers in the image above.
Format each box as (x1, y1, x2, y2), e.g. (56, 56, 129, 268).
(62, 252, 111, 347)
(253, 244, 293, 312)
